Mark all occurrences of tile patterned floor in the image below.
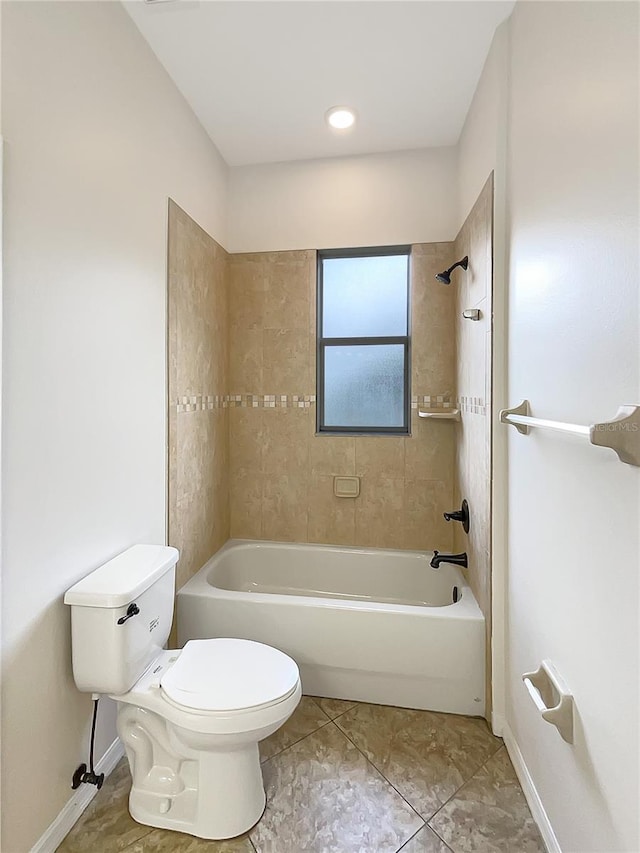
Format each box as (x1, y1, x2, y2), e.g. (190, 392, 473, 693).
(57, 698, 545, 853)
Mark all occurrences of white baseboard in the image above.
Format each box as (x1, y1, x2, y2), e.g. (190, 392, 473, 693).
(502, 722, 561, 853)
(30, 738, 125, 853)
(491, 710, 506, 737)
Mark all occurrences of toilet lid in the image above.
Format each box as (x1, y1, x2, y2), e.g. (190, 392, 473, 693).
(160, 638, 299, 713)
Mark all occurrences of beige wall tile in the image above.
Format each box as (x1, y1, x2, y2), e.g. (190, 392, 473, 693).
(405, 414, 456, 481)
(228, 245, 462, 557)
(262, 471, 309, 542)
(229, 288, 265, 331)
(264, 258, 314, 331)
(310, 435, 356, 475)
(229, 329, 263, 393)
(355, 436, 405, 478)
(168, 202, 230, 589)
(263, 329, 310, 392)
(404, 479, 454, 551)
(227, 257, 268, 293)
(355, 475, 406, 549)
(411, 244, 456, 338)
(454, 174, 493, 716)
(230, 467, 263, 540)
(262, 408, 310, 475)
(229, 407, 264, 473)
(307, 474, 356, 545)
(412, 333, 456, 393)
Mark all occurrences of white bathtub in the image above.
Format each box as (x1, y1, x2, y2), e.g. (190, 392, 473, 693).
(177, 540, 486, 716)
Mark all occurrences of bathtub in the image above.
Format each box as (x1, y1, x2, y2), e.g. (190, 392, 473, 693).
(177, 540, 485, 716)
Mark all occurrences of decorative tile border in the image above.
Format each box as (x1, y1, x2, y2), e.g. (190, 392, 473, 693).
(174, 393, 489, 415)
(458, 395, 487, 415)
(175, 394, 316, 413)
(229, 394, 316, 409)
(411, 395, 455, 411)
(175, 394, 226, 413)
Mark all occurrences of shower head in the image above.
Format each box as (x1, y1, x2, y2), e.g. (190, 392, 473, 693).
(435, 256, 468, 285)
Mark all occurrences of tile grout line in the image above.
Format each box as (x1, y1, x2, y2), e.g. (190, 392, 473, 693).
(425, 742, 506, 834)
(329, 720, 427, 832)
(394, 822, 455, 853)
(117, 827, 156, 851)
(394, 824, 425, 853)
(308, 696, 358, 722)
(424, 823, 455, 853)
(333, 711, 504, 827)
(260, 716, 333, 766)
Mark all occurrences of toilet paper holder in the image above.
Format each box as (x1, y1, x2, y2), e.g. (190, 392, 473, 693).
(522, 660, 574, 744)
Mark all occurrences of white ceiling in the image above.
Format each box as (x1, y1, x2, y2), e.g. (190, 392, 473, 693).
(124, 1, 514, 167)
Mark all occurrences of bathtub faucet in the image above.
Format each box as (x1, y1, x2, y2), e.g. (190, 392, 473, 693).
(430, 550, 468, 570)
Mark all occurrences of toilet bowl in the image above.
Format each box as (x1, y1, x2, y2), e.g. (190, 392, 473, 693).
(114, 638, 301, 840)
(64, 546, 301, 841)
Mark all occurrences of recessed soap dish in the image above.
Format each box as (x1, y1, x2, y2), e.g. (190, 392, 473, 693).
(334, 476, 360, 498)
(522, 660, 574, 744)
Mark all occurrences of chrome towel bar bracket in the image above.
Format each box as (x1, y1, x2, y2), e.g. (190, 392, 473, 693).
(500, 399, 640, 467)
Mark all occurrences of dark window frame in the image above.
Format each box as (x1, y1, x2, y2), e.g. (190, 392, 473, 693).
(316, 245, 411, 435)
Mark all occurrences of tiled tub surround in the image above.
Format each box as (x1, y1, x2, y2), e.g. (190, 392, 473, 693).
(177, 540, 486, 716)
(453, 177, 494, 712)
(58, 698, 544, 853)
(168, 202, 230, 591)
(228, 244, 458, 551)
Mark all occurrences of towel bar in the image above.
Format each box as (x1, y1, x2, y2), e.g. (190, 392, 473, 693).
(500, 400, 640, 466)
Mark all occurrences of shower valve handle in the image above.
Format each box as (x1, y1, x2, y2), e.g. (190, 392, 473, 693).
(443, 499, 470, 534)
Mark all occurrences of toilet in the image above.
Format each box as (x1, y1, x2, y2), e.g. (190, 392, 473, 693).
(64, 544, 301, 840)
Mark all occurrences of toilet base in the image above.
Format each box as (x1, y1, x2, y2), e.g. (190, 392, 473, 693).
(117, 702, 285, 840)
(129, 745, 266, 841)
(115, 675, 301, 840)
(125, 735, 267, 840)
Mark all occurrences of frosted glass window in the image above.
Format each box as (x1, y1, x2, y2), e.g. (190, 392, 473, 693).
(323, 346, 405, 428)
(317, 246, 410, 434)
(322, 255, 409, 338)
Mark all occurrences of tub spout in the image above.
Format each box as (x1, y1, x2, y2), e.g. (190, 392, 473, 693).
(430, 550, 468, 570)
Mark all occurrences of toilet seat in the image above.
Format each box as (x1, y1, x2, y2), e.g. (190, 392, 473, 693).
(160, 638, 300, 714)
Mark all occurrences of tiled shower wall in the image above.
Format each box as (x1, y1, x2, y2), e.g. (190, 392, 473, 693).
(227, 245, 458, 551)
(453, 175, 494, 707)
(167, 201, 230, 589)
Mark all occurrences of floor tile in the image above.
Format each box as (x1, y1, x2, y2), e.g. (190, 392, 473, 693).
(259, 695, 331, 762)
(310, 695, 359, 719)
(335, 704, 502, 820)
(251, 721, 424, 853)
(428, 747, 545, 853)
(400, 825, 452, 852)
(56, 759, 151, 852)
(125, 828, 254, 851)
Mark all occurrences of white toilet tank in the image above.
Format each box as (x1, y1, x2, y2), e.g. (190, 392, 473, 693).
(64, 545, 179, 695)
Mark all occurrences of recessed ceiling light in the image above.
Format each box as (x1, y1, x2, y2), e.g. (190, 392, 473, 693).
(325, 106, 357, 131)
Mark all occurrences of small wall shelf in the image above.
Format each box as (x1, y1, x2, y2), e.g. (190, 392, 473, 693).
(418, 409, 461, 421)
(500, 400, 640, 467)
(523, 660, 574, 744)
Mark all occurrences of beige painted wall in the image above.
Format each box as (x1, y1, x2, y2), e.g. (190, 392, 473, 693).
(228, 148, 458, 253)
(167, 202, 229, 592)
(228, 246, 457, 551)
(453, 175, 494, 712)
(504, 3, 638, 850)
(456, 25, 508, 226)
(1, 3, 228, 850)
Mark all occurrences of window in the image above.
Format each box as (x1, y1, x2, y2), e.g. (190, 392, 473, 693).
(317, 246, 410, 434)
